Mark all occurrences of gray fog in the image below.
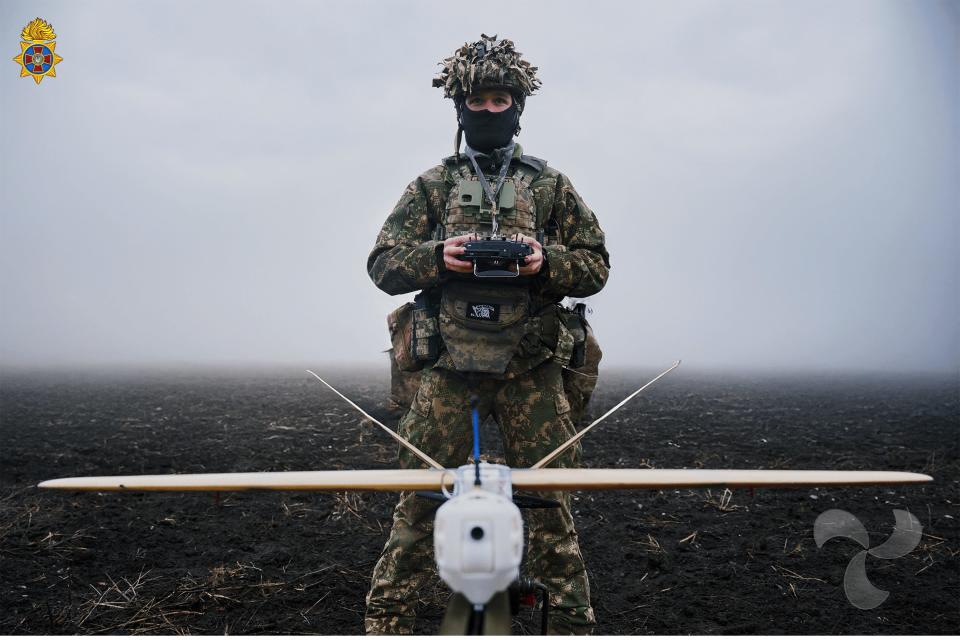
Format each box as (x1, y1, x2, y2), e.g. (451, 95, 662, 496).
(1, 1, 957, 373)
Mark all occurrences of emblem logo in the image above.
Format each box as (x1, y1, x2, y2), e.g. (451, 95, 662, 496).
(13, 18, 62, 84)
(814, 508, 923, 610)
(467, 303, 500, 322)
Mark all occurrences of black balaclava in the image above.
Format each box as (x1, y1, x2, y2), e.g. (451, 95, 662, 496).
(458, 103, 520, 153)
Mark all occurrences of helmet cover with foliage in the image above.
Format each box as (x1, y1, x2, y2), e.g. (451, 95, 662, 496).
(432, 34, 541, 111)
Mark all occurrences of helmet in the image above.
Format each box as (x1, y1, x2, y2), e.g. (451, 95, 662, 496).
(432, 34, 541, 113)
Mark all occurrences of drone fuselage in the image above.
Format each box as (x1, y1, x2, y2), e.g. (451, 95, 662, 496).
(433, 463, 523, 607)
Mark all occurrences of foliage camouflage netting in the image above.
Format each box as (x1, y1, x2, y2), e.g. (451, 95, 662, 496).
(433, 34, 541, 102)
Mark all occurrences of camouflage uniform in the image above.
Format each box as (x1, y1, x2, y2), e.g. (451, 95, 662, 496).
(387, 349, 422, 416)
(365, 35, 609, 635)
(562, 322, 602, 424)
(388, 329, 601, 423)
(365, 144, 609, 634)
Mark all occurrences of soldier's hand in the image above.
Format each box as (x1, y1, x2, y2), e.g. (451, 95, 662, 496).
(517, 234, 544, 275)
(442, 234, 477, 274)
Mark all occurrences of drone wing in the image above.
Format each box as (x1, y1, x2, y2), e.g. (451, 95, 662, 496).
(38, 468, 931, 493)
(510, 468, 932, 490)
(38, 469, 452, 492)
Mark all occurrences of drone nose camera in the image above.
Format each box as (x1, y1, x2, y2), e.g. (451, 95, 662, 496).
(434, 464, 524, 607)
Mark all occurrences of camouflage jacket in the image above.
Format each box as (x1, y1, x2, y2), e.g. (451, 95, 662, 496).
(368, 144, 609, 297)
(367, 143, 610, 374)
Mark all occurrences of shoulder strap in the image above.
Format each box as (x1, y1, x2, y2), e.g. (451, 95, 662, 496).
(518, 154, 547, 175)
(429, 157, 471, 238)
(516, 156, 557, 232)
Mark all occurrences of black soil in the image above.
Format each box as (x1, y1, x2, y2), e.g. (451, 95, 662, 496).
(1, 367, 957, 634)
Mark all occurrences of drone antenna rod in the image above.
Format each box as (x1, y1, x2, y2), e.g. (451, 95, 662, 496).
(530, 360, 681, 470)
(305, 370, 444, 470)
(470, 395, 481, 486)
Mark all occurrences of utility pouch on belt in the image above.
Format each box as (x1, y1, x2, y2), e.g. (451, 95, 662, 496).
(387, 302, 419, 372)
(555, 303, 588, 368)
(387, 293, 440, 372)
(439, 281, 530, 374)
(412, 291, 441, 363)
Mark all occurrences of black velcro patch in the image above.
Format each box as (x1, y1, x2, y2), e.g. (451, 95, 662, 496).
(466, 302, 500, 322)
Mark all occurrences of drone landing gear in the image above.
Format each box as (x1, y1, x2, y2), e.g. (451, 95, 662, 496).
(440, 592, 511, 635)
(438, 581, 551, 635)
(511, 578, 550, 635)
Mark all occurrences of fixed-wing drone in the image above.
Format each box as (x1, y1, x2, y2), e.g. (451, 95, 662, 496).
(39, 362, 932, 634)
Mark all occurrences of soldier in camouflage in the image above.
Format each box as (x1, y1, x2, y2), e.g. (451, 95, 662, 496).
(366, 35, 610, 635)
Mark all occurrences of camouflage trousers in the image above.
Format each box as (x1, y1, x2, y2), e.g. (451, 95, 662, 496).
(365, 361, 596, 635)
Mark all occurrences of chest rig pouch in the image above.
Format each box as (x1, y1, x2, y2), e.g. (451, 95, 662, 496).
(439, 172, 539, 239)
(439, 281, 530, 374)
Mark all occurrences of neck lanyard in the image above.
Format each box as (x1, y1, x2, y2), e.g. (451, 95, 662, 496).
(465, 143, 515, 219)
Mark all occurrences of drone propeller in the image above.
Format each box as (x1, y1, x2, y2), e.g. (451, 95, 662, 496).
(416, 490, 562, 509)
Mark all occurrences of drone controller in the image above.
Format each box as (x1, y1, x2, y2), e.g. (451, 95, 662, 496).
(460, 237, 534, 278)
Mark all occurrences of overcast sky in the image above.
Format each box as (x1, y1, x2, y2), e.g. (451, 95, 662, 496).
(1, 0, 957, 373)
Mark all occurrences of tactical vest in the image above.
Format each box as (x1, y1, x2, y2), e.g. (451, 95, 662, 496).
(430, 155, 559, 375)
(432, 154, 561, 245)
